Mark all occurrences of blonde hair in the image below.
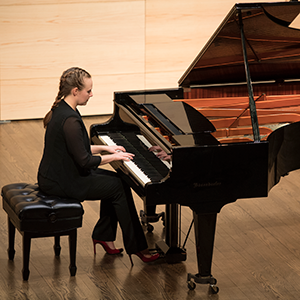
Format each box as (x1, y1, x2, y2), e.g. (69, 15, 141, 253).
(43, 67, 91, 128)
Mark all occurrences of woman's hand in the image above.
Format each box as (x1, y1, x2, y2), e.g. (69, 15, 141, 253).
(96, 144, 135, 165)
(113, 151, 135, 162)
(99, 151, 134, 165)
(103, 145, 127, 154)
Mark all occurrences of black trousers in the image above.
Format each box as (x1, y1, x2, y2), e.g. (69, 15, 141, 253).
(86, 168, 148, 254)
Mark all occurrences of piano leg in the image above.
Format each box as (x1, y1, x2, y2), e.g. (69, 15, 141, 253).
(156, 203, 187, 263)
(187, 212, 219, 294)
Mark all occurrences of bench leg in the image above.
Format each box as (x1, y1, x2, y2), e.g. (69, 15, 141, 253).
(69, 229, 77, 276)
(7, 217, 16, 260)
(22, 233, 31, 281)
(54, 236, 61, 257)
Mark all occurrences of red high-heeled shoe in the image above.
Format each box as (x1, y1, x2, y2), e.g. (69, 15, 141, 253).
(129, 251, 160, 266)
(93, 239, 124, 255)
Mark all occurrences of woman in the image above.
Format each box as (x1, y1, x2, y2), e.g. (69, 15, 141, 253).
(38, 67, 159, 266)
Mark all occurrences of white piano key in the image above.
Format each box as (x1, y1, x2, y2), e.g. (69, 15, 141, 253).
(98, 135, 116, 146)
(98, 135, 151, 186)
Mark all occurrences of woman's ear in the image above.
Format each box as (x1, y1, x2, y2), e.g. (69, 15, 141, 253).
(72, 87, 78, 97)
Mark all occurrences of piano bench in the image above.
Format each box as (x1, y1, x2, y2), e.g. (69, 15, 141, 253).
(1, 183, 84, 281)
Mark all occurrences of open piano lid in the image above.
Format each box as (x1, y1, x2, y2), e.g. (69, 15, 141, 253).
(179, 2, 300, 88)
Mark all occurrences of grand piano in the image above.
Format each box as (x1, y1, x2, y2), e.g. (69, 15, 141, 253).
(90, 2, 300, 293)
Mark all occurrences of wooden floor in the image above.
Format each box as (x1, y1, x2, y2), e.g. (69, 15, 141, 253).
(1, 117, 300, 299)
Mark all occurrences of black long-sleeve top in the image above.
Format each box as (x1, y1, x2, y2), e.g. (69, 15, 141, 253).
(38, 100, 101, 200)
(63, 116, 100, 169)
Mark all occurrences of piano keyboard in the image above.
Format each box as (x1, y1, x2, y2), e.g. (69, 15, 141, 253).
(98, 133, 171, 186)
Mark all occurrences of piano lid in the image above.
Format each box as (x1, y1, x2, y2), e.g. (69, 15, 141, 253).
(179, 2, 300, 88)
(126, 93, 216, 134)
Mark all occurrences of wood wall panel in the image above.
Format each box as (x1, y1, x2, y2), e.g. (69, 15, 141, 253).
(144, 0, 233, 89)
(0, 0, 277, 120)
(0, 0, 141, 6)
(0, 1, 145, 120)
(1, 73, 146, 120)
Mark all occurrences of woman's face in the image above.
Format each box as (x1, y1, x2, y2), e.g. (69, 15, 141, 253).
(76, 77, 93, 106)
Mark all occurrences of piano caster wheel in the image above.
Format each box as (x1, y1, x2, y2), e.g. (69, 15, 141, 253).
(146, 224, 154, 232)
(141, 219, 154, 232)
(140, 210, 165, 232)
(210, 285, 219, 294)
(187, 280, 219, 294)
(187, 280, 196, 290)
(187, 273, 219, 294)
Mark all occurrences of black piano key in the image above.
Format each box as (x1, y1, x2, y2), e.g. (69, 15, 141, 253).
(112, 141, 163, 181)
(108, 132, 169, 182)
(122, 132, 170, 174)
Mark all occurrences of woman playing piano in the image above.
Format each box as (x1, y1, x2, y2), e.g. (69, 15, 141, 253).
(37, 67, 159, 266)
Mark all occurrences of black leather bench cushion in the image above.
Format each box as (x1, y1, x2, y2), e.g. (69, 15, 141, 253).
(2, 183, 84, 233)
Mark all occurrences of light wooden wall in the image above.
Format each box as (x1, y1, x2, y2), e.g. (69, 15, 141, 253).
(0, 0, 276, 121)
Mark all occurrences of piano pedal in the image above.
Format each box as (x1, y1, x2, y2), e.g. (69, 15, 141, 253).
(155, 241, 187, 264)
(187, 273, 219, 294)
(139, 210, 165, 232)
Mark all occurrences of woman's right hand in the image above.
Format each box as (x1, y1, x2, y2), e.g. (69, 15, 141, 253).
(113, 151, 135, 162)
(99, 150, 135, 166)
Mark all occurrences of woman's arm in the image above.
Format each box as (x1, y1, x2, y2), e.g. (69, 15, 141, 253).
(64, 117, 134, 168)
(91, 144, 126, 155)
(64, 117, 101, 169)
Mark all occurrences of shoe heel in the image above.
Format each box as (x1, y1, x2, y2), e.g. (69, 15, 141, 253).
(129, 254, 134, 267)
(92, 239, 123, 255)
(92, 239, 96, 254)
